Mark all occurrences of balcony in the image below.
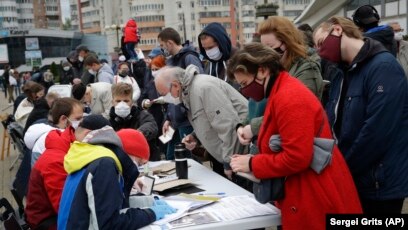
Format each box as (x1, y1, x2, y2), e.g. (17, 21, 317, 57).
(255, 3, 278, 19)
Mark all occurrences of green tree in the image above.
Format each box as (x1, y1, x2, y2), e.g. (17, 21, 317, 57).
(62, 18, 72, 30)
(50, 62, 59, 83)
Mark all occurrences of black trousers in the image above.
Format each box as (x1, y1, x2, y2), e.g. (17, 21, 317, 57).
(361, 198, 404, 214)
(208, 154, 225, 177)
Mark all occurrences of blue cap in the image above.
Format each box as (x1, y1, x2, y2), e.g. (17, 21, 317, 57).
(148, 47, 163, 58)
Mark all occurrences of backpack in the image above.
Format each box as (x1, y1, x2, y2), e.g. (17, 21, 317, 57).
(177, 50, 203, 70)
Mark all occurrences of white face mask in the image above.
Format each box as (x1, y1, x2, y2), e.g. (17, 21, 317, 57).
(78, 56, 84, 62)
(151, 70, 159, 78)
(63, 66, 70, 71)
(205, 46, 222, 61)
(68, 119, 81, 130)
(162, 47, 170, 57)
(115, 101, 131, 118)
(88, 69, 96, 75)
(163, 92, 181, 105)
(395, 32, 404, 41)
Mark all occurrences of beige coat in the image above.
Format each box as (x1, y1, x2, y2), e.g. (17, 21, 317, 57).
(181, 65, 248, 165)
(397, 40, 408, 80)
(89, 82, 112, 119)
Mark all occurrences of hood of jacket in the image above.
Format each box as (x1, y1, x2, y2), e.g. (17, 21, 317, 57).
(350, 38, 388, 68)
(64, 141, 122, 174)
(126, 19, 136, 28)
(82, 125, 122, 148)
(364, 25, 396, 53)
(198, 22, 231, 62)
(98, 63, 114, 76)
(64, 126, 123, 174)
(24, 123, 56, 150)
(180, 65, 201, 110)
(45, 127, 76, 152)
(168, 45, 199, 66)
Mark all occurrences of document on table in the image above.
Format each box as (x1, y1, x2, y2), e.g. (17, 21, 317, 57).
(153, 195, 216, 226)
(197, 195, 280, 221)
(159, 126, 175, 144)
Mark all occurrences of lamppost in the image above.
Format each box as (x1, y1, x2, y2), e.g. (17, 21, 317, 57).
(105, 24, 123, 53)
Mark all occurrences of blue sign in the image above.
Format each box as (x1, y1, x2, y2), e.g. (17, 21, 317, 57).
(0, 30, 9, 37)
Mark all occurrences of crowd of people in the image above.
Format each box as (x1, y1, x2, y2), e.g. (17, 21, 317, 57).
(1, 6, 407, 230)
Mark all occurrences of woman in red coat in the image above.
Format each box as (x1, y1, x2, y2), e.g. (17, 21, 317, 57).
(123, 18, 139, 61)
(229, 43, 362, 230)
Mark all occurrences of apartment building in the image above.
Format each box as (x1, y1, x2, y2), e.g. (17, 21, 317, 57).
(70, 0, 311, 52)
(0, 0, 62, 30)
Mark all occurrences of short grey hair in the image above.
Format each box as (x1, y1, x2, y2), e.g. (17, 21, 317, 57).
(155, 66, 186, 87)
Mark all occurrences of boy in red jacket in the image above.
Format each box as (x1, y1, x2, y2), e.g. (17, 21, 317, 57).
(124, 18, 140, 62)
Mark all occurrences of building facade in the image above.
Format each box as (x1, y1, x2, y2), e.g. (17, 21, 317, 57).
(0, 0, 63, 30)
(69, 0, 312, 53)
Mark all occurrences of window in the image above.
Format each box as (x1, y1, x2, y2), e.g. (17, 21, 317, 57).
(191, 1, 195, 7)
(242, 10, 254, 17)
(283, 10, 302, 17)
(191, 13, 195, 20)
(241, 0, 254, 5)
(199, 11, 230, 18)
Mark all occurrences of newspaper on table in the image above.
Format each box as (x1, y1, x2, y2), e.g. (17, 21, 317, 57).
(154, 195, 280, 228)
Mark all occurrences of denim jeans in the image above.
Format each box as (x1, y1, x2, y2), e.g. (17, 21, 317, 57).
(125, 42, 138, 60)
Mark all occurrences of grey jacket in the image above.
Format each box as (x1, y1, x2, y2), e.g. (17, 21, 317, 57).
(97, 63, 114, 84)
(181, 65, 248, 166)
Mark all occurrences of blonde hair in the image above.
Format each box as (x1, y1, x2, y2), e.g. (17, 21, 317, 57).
(111, 83, 133, 98)
(227, 43, 283, 80)
(315, 16, 363, 40)
(258, 16, 307, 70)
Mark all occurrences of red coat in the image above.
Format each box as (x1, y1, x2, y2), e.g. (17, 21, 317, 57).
(124, 19, 138, 43)
(25, 127, 76, 230)
(252, 71, 362, 230)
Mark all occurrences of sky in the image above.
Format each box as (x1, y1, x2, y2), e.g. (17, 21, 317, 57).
(60, 0, 70, 23)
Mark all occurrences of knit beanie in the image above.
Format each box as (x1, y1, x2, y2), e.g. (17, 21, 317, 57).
(79, 114, 111, 130)
(117, 129, 150, 160)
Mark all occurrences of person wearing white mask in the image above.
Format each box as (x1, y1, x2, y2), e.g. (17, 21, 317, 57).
(113, 62, 141, 102)
(155, 65, 248, 178)
(84, 55, 114, 84)
(198, 22, 239, 89)
(389, 22, 408, 79)
(109, 83, 160, 161)
(61, 61, 74, 84)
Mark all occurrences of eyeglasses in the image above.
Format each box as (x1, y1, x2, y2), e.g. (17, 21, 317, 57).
(394, 29, 404, 32)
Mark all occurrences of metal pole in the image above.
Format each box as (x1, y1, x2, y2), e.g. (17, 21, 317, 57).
(116, 26, 119, 48)
(182, 14, 187, 43)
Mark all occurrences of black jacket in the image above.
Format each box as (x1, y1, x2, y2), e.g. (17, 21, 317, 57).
(109, 106, 160, 161)
(138, 79, 166, 135)
(23, 97, 50, 134)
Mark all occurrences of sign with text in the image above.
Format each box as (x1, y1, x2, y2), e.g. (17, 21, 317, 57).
(0, 44, 9, 63)
(25, 50, 42, 67)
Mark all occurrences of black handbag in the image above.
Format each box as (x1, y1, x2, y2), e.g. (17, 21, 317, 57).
(253, 177, 285, 204)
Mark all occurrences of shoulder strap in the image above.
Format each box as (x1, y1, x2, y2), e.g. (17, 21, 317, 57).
(180, 50, 201, 69)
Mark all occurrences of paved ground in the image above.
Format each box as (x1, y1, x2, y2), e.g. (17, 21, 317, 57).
(0, 89, 407, 230)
